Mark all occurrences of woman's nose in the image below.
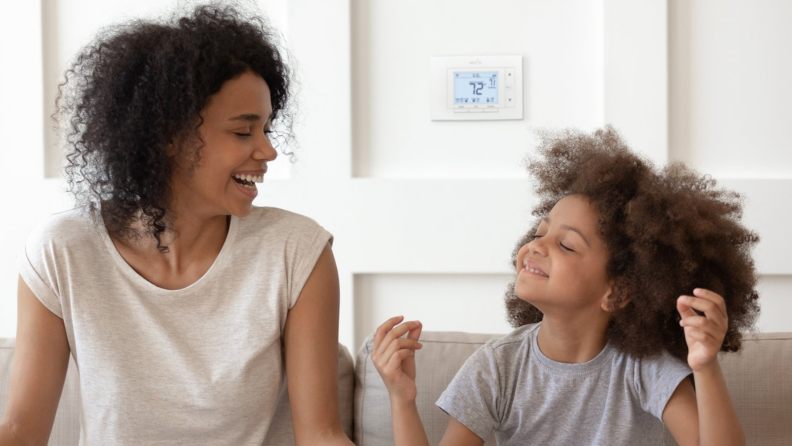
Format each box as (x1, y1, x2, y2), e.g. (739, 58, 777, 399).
(254, 133, 278, 161)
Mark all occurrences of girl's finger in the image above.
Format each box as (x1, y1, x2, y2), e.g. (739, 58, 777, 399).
(685, 328, 712, 344)
(677, 296, 698, 318)
(692, 288, 728, 320)
(680, 295, 726, 324)
(380, 321, 421, 351)
(681, 316, 725, 342)
(679, 315, 709, 328)
(375, 320, 418, 359)
(385, 349, 415, 373)
(383, 338, 423, 363)
(373, 316, 404, 351)
(407, 321, 423, 341)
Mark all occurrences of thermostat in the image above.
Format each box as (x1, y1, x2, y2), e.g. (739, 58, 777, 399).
(430, 55, 523, 121)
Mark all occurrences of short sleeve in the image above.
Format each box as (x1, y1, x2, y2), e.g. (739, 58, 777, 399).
(634, 350, 692, 419)
(435, 342, 501, 441)
(287, 222, 333, 309)
(17, 223, 65, 318)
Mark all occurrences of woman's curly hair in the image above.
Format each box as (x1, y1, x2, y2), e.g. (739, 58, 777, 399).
(505, 126, 760, 361)
(56, 3, 294, 251)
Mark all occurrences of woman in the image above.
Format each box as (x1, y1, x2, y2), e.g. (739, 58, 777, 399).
(0, 5, 352, 446)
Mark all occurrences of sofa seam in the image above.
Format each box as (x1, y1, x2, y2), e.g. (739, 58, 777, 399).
(418, 340, 490, 345)
(360, 340, 370, 445)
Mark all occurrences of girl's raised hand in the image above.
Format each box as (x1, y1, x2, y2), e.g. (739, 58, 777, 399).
(371, 316, 423, 403)
(677, 288, 728, 372)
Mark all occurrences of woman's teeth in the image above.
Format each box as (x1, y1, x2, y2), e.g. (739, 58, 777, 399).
(232, 173, 263, 184)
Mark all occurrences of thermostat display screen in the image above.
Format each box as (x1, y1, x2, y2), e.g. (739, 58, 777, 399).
(453, 71, 498, 104)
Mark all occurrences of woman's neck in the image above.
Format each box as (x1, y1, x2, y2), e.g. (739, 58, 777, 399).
(536, 311, 611, 364)
(108, 205, 230, 289)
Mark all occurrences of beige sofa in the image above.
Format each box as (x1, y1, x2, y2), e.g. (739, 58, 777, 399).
(1, 332, 790, 445)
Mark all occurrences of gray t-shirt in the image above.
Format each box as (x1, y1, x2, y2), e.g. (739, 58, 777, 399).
(436, 323, 691, 446)
(19, 206, 332, 445)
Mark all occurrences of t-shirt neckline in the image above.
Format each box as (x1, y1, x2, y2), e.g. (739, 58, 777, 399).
(98, 212, 239, 296)
(531, 323, 615, 374)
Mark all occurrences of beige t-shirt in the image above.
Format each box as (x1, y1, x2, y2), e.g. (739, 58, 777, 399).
(19, 206, 332, 445)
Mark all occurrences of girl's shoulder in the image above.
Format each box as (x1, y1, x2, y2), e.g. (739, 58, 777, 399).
(472, 323, 541, 368)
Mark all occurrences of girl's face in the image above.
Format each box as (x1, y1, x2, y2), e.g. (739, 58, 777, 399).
(171, 70, 277, 218)
(515, 194, 614, 316)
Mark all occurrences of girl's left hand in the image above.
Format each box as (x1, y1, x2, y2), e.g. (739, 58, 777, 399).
(677, 288, 728, 372)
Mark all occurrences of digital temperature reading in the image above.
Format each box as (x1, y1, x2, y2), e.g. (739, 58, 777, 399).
(430, 55, 522, 120)
(454, 72, 498, 104)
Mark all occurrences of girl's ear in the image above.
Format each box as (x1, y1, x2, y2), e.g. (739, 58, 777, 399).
(600, 279, 631, 312)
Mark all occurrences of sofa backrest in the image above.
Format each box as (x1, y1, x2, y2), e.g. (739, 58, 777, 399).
(0, 338, 355, 446)
(354, 331, 792, 446)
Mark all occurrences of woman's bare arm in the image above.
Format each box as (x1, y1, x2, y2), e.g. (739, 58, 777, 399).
(0, 276, 70, 446)
(283, 244, 354, 446)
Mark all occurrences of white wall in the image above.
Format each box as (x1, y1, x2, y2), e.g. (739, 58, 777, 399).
(351, 0, 604, 179)
(0, 0, 790, 351)
(668, 0, 792, 333)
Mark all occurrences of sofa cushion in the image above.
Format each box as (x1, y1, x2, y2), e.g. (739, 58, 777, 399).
(0, 338, 354, 446)
(355, 331, 792, 446)
(717, 332, 792, 446)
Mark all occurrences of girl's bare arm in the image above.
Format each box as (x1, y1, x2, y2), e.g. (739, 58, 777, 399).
(663, 288, 745, 446)
(372, 317, 484, 446)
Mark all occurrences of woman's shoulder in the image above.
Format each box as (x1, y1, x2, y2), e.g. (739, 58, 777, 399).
(241, 206, 327, 236)
(26, 207, 98, 249)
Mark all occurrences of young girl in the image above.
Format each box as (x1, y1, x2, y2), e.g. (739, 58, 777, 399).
(372, 126, 758, 446)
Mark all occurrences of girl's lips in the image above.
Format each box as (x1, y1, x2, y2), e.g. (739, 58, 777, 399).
(522, 259, 549, 277)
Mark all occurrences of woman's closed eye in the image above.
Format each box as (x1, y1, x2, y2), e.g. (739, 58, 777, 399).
(234, 129, 273, 137)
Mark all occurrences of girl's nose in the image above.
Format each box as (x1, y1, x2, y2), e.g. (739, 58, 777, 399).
(528, 237, 547, 256)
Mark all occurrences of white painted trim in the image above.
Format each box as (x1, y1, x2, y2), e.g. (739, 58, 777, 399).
(603, 0, 669, 166)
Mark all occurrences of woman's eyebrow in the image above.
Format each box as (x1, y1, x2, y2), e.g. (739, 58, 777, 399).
(227, 112, 273, 122)
(543, 217, 591, 248)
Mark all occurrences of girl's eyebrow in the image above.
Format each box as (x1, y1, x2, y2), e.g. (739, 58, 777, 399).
(543, 217, 591, 248)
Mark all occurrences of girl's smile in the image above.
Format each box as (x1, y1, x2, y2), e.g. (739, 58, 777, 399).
(514, 194, 613, 315)
(521, 259, 549, 277)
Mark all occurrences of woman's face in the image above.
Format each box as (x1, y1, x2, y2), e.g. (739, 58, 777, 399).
(514, 194, 613, 316)
(171, 70, 277, 218)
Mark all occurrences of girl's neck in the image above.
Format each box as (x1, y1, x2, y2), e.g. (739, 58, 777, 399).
(536, 312, 610, 364)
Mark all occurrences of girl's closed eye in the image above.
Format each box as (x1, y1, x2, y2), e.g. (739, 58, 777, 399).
(559, 242, 574, 252)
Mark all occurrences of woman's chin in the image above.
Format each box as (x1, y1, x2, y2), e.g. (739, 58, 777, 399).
(226, 202, 254, 218)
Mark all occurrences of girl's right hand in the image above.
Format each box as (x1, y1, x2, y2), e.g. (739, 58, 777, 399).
(371, 316, 423, 404)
